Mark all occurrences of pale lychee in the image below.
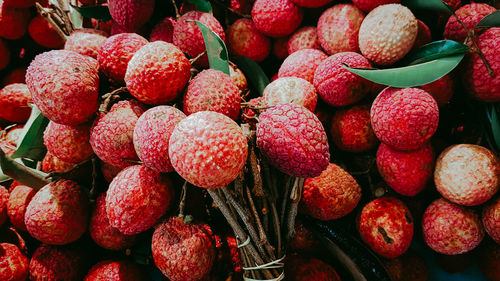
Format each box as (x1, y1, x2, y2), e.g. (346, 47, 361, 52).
(0, 83, 32, 123)
(278, 48, 328, 84)
(0, 1, 30, 40)
(0, 243, 28, 281)
(351, 0, 399, 12)
(150, 17, 175, 43)
(483, 196, 500, 244)
(108, 0, 154, 31)
(28, 15, 65, 48)
(443, 3, 496, 43)
(43, 121, 93, 164)
(251, 0, 303, 38)
(287, 26, 320, 55)
(64, 28, 108, 59)
(262, 77, 317, 112)
(226, 18, 271, 62)
(7, 185, 34, 232)
(84, 260, 147, 281)
(29, 243, 88, 281)
(329, 105, 378, 152)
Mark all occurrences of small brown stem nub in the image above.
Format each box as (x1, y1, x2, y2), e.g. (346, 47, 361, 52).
(170, 0, 180, 18)
(178, 181, 188, 217)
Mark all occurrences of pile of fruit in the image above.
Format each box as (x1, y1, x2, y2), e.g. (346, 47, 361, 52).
(0, 0, 499, 280)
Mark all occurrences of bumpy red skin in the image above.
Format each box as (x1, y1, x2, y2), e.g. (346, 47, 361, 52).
(1, 67, 26, 87)
(358, 197, 414, 258)
(351, 0, 399, 12)
(133, 106, 186, 173)
(125, 41, 191, 105)
(251, 0, 303, 38)
(7, 185, 34, 232)
(28, 16, 65, 48)
(98, 33, 148, 83)
(173, 11, 225, 67)
(443, 0, 461, 10)
(0, 185, 7, 226)
(43, 121, 93, 164)
(287, 26, 320, 55)
(423, 199, 484, 255)
(483, 196, 500, 244)
(463, 27, 500, 102)
(317, 4, 365, 55)
(41, 152, 77, 173)
(314, 52, 372, 107)
(412, 20, 431, 50)
(0, 39, 9, 70)
(278, 48, 328, 84)
(0, 83, 32, 123)
(301, 163, 361, 220)
(257, 103, 330, 178)
(26, 50, 99, 126)
(272, 37, 289, 59)
(262, 77, 317, 112)
(150, 17, 175, 43)
(29, 244, 87, 281)
(0, 2, 30, 40)
(290, 220, 323, 254)
(64, 29, 108, 59)
(226, 19, 271, 62)
(3, 0, 35, 8)
(84, 260, 147, 281)
(285, 254, 340, 281)
(479, 242, 500, 281)
(169, 111, 248, 188)
(229, 63, 248, 93)
(183, 69, 241, 120)
(371, 87, 439, 151)
(108, 0, 153, 31)
(152, 217, 215, 281)
(100, 160, 122, 182)
(25, 180, 88, 245)
(230, 0, 252, 14)
(444, 3, 496, 43)
(420, 74, 454, 107)
(435, 144, 500, 206)
(290, 0, 333, 8)
(0, 243, 28, 281)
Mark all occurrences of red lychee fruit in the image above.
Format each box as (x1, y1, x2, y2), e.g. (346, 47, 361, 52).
(169, 111, 248, 188)
(26, 50, 99, 126)
(229, 63, 248, 93)
(423, 198, 484, 255)
(287, 26, 320, 55)
(351, 0, 399, 12)
(133, 106, 186, 173)
(317, 4, 365, 55)
(290, 0, 333, 8)
(41, 152, 77, 173)
(262, 77, 317, 112)
(183, 69, 241, 120)
(43, 121, 93, 164)
(91, 19, 112, 34)
(226, 18, 271, 62)
(251, 0, 303, 37)
(29, 244, 88, 281)
(97, 33, 148, 84)
(106, 165, 174, 235)
(0, 2, 30, 40)
(0, 39, 9, 70)
(359, 4, 418, 65)
(272, 36, 289, 59)
(150, 17, 175, 43)
(0, 243, 28, 281)
(3, 0, 35, 8)
(382, 250, 429, 281)
(420, 74, 454, 107)
(100, 160, 122, 182)
(108, 0, 153, 31)
(6, 185, 34, 232)
(478, 242, 500, 281)
(435, 144, 499, 206)
(84, 260, 147, 281)
(257, 103, 329, 178)
(483, 196, 500, 244)
(278, 48, 328, 84)
(301, 163, 361, 220)
(230, 0, 253, 14)
(285, 254, 340, 281)
(412, 20, 431, 50)
(64, 28, 108, 59)
(314, 51, 372, 107)
(1, 67, 26, 87)
(371, 87, 439, 151)
(443, 0, 461, 10)
(89, 193, 137, 250)
(0, 83, 32, 123)
(125, 41, 191, 105)
(290, 219, 323, 254)
(444, 3, 495, 43)
(330, 105, 378, 153)
(0, 185, 7, 226)
(152, 217, 215, 281)
(28, 15, 65, 48)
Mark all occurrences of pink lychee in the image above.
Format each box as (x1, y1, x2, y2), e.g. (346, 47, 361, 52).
(262, 77, 317, 112)
(43, 121, 93, 164)
(0, 83, 32, 123)
(287, 26, 320, 55)
(278, 48, 328, 84)
(226, 18, 271, 62)
(64, 28, 108, 59)
(150, 17, 175, 43)
(108, 0, 154, 31)
(251, 0, 303, 38)
(41, 152, 77, 173)
(6, 185, 35, 232)
(443, 3, 496, 43)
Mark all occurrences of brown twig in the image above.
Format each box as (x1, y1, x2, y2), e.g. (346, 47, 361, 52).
(35, 3, 68, 41)
(286, 177, 304, 242)
(170, 0, 180, 18)
(178, 181, 188, 217)
(246, 186, 275, 260)
(189, 51, 207, 65)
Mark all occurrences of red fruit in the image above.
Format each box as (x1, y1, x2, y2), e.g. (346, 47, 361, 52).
(106, 165, 174, 235)
(1, 67, 26, 87)
(262, 77, 317, 112)
(0, 185, 7, 226)
(412, 20, 431, 50)
(183, 69, 241, 120)
(272, 37, 289, 59)
(330, 105, 378, 152)
(0, 39, 9, 70)
(371, 87, 439, 151)
(420, 74, 454, 107)
(108, 0, 153, 31)
(41, 152, 77, 173)
(290, 0, 333, 8)
(483, 196, 500, 244)
(28, 15, 65, 48)
(7, 185, 35, 232)
(278, 48, 328, 84)
(169, 111, 248, 188)
(443, 0, 461, 10)
(84, 260, 147, 281)
(301, 163, 361, 220)
(0, 83, 32, 123)
(423, 199, 484, 255)
(285, 254, 340, 281)
(287, 26, 320, 54)
(91, 19, 112, 34)
(64, 28, 108, 59)
(0, 243, 29, 281)
(150, 17, 175, 43)
(226, 18, 271, 62)
(290, 220, 323, 254)
(444, 3, 495, 43)
(352, 0, 399, 12)
(100, 160, 122, 182)
(3, 0, 35, 8)
(43, 121, 93, 164)
(251, 0, 303, 38)
(382, 250, 429, 281)
(230, 0, 252, 14)
(0, 2, 30, 40)
(125, 41, 191, 104)
(230, 63, 248, 93)
(152, 217, 215, 281)
(257, 103, 329, 178)
(29, 244, 87, 281)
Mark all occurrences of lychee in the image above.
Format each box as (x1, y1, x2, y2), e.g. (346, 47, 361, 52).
(29, 243, 88, 281)
(0, 83, 32, 123)
(230, 0, 253, 14)
(420, 74, 454, 107)
(3, 0, 35, 8)
(443, 0, 461, 10)
(285, 254, 340, 281)
(0, 1, 30, 40)
(64, 28, 108, 59)
(351, 0, 399, 12)
(290, 0, 333, 8)
(7, 185, 34, 232)
(290, 219, 323, 254)
(278, 48, 328, 84)
(100, 160, 122, 182)
(262, 77, 317, 112)
(150, 17, 175, 43)
(1, 67, 25, 87)
(0, 243, 28, 281)
(412, 20, 431, 50)
(483, 196, 500, 244)
(443, 3, 496, 43)
(28, 15, 65, 48)
(84, 260, 147, 281)
(226, 18, 271, 62)
(108, 0, 154, 31)
(43, 121, 93, 164)
(0, 39, 9, 70)
(41, 152, 77, 173)
(478, 242, 500, 281)
(272, 36, 289, 59)
(229, 63, 248, 93)
(251, 0, 303, 38)
(287, 26, 320, 55)
(0, 185, 7, 226)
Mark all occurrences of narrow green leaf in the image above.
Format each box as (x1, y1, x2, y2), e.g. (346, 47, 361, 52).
(486, 104, 500, 150)
(11, 105, 49, 161)
(70, 4, 112, 21)
(402, 0, 453, 14)
(0, 149, 50, 190)
(404, 40, 470, 65)
(476, 10, 500, 28)
(192, 20, 230, 75)
(70, 5, 84, 29)
(343, 54, 465, 88)
(186, 0, 212, 13)
(232, 56, 270, 96)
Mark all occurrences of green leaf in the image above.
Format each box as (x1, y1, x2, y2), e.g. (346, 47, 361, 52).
(11, 105, 49, 161)
(343, 54, 465, 88)
(402, 0, 453, 14)
(476, 10, 500, 28)
(0, 170, 10, 183)
(70, 5, 84, 29)
(486, 104, 500, 150)
(0, 149, 50, 190)
(404, 40, 470, 65)
(232, 56, 270, 96)
(70, 4, 112, 21)
(186, 0, 212, 13)
(192, 20, 230, 75)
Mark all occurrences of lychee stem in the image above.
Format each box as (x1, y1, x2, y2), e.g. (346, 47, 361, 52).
(170, 0, 180, 19)
(35, 3, 68, 42)
(89, 156, 98, 201)
(178, 180, 188, 217)
(286, 177, 304, 242)
(189, 51, 207, 64)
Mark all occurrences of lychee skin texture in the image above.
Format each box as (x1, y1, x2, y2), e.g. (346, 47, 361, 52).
(108, 0, 154, 31)
(226, 18, 271, 62)
(262, 77, 317, 112)
(463, 27, 500, 102)
(412, 20, 431, 50)
(26, 50, 99, 126)
(25, 180, 88, 245)
(423, 199, 484, 255)
(29, 244, 87, 281)
(100, 160, 123, 183)
(285, 254, 340, 281)
(314, 52, 372, 107)
(169, 111, 248, 189)
(351, 0, 399, 12)
(84, 260, 147, 281)
(358, 197, 414, 258)
(0, 83, 32, 123)
(0, 243, 28, 281)
(443, 0, 461, 10)
(90, 100, 145, 168)
(125, 41, 191, 105)
(183, 69, 241, 120)
(317, 4, 365, 55)
(41, 152, 77, 173)
(150, 17, 175, 43)
(251, 0, 303, 38)
(0, 2, 30, 40)
(483, 196, 500, 244)
(420, 74, 454, 107)
(278, 48, 328, 84)
(272, 37, 289, 59)
(301, 163, 361, 220)
(435, 144, 500, 206)
(377, 142, 435, 196)
(257, 103, 330, 178)
(0, 185, 7, 226)
(229, 63, 248, 93)
(106, 165, 174, 235)
(7, 185, 35, 232)
(152, 217, 215, 281)
(89, 193, 137, 250)
(359, 4, 418, 65)
(371, 87, 439, 151)
(28, 15, 65, 48)
(290, 0, 333, 8)
(64, 29, 108, 59)
(133, 106, 186, 173)
(287, 26, 320, 55)
(43, 121, 94, 164)
(444, 3, 496, 43)
(97, 33, 148, 83)
(0, 39, 9, 70)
